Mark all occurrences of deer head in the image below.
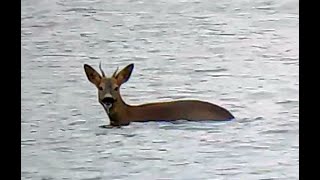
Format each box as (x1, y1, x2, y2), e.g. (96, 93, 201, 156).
(84, 62, 134, 115)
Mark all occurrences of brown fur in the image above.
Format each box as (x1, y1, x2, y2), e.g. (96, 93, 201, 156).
(84, 63, 234, 126)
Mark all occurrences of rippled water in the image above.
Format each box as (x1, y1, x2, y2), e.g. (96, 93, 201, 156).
(21, 0, 299, 179)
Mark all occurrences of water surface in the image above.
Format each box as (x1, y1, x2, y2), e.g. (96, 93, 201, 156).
(22, 0, 299, 179)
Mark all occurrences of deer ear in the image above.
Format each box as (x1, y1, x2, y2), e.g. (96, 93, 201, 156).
(115, 64, 134, 85)
(84, 64, 102, 87)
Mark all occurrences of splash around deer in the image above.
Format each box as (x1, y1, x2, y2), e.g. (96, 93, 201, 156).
(84, 63, 234, 126)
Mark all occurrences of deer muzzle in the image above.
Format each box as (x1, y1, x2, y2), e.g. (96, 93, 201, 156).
(101, 95, 115, 114)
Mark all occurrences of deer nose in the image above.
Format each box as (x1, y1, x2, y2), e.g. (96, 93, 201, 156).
(102, 97, 115, 104)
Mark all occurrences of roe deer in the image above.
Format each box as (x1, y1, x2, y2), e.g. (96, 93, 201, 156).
(84, 63, 234, 126)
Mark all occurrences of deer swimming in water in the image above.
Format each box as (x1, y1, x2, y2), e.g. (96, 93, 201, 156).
(84, 63, 234, 126)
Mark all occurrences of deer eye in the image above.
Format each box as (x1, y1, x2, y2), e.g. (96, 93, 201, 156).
(114, 86, 119, 91)
(98, 86, 103, 91)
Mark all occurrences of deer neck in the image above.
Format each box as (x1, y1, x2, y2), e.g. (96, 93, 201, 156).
(107, 90, 131, 126)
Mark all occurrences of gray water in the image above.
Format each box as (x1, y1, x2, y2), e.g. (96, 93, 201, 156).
(21, 0, 299, 179)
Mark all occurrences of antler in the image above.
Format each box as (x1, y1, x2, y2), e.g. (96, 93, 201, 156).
(112, 67, 119, 77)
(99, 61, 106, 77)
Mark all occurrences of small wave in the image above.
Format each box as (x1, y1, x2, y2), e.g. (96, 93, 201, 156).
(68, 120, 86, 126)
